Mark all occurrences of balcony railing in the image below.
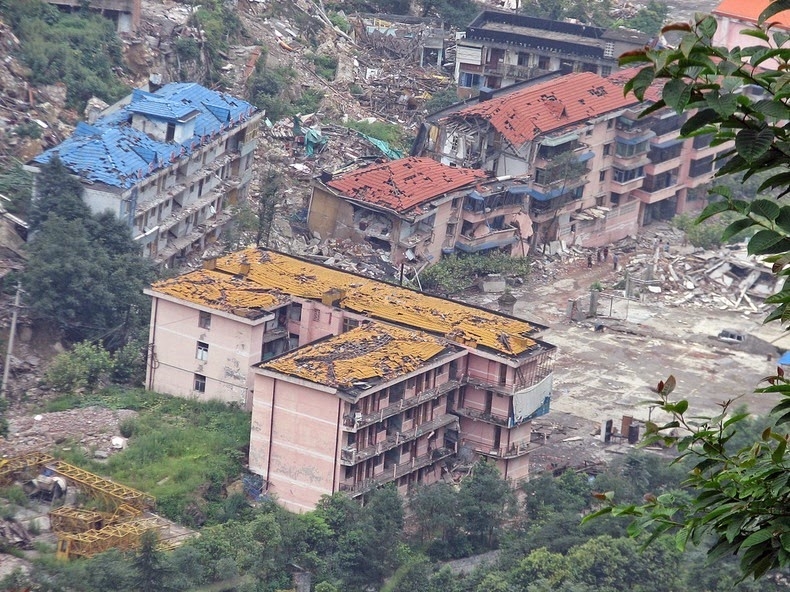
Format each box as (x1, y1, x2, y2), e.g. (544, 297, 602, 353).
(474, 432, 547, 460)
(342, 380, 462, 432)
(452, 406, 510, 427)
(339, 447, 454, 497)
(340, 414, 458, 466)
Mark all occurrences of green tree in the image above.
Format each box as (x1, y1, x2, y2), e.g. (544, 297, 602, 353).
(133, 531, 172, 592)
(629, 1, 669, 36)
(30, 156, 91, 232)
(458, 460, 515, 549)
(585, 4, 790, 579)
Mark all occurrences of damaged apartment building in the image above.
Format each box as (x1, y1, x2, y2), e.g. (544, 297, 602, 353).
(454, 10, 649, 98)
(307, 157, 533, 268)
(414, 70, 723, 248)
(26, 83, 261, 268)
(145, 247, 556, 511)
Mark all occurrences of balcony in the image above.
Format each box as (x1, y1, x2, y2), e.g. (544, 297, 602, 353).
(342, 380, 462, 432)
(340, 414, 458, 466)
(397, 227, 433, 249)
(610, 175, 645, 193)
(456, 227, 518, 253)
(633, 184, 677, 205)
(452, 406, 510, 427)
(474, 432, 547, 460)
(339, 447, 455, 498)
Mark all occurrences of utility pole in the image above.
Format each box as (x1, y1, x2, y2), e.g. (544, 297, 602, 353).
(1, 282, 21, 399)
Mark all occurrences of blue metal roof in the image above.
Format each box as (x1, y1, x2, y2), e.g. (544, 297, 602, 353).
(34, 83, 256, 189)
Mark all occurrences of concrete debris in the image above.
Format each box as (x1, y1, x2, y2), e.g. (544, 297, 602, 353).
(0, 406, 139, 458)
(0, 517, 32, 549)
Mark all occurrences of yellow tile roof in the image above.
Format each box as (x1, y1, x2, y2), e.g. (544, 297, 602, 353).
(261, 322, 452, 389)
(151, 248, 538, 356)
(151, 269, 288, 317)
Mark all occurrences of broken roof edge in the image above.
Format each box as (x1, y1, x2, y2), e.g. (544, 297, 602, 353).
(248, 246, 551, 338)
(144, 283, 284, 324)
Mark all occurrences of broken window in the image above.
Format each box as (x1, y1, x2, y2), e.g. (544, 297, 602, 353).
(343, 318, 360, 333)
(194, 374, 206, 393)
(603, 143, 612, 156)
(289, 303, 302, 321)
(196, 341, 209, 361)
(613, 166, 644, 183)
(166, 122, 176, 142)
(517, 52, 530, 66)
(198, 311, 211, 329)
(538, 55, 550, 69)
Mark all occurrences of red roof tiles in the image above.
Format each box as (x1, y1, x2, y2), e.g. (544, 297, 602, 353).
(452, 72, 642, 147)
(714, 0, 790, 29)
(326, 157, 488, 214)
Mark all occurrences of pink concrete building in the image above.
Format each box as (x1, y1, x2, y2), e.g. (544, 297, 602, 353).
(415, 71, 724, 249)
(145, 248, 556, 510)
(712, 0, 790, 53)
(307, 157, 533, 268)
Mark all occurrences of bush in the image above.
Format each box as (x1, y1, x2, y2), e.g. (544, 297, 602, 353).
(308, 53, 338, 81)
(328, 12, 351, 34)
(45, 341, 113, 393)
(14, 122, 42, 139)
(111, 341, 146, 386)
(174, 37, 201, 62)
(424, 88, 460, 113)
(119, 417, 139, 438)
(344, 119, 410, 151)
(421, 253, 531, 294)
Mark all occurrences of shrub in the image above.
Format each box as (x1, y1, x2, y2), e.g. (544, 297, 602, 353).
(45, 341, 113, 393)
(119, 417, 139, 438)
(424, 88, 460, 113)
(344, 119, 410, 151)
(174, 37, 201, 62)
(421, 253, 531, 294)
(14, 122, 42, 139)
(308, 53, 338, 81)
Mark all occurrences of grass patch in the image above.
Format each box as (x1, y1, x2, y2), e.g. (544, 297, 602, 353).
(41, 387, 250, 526)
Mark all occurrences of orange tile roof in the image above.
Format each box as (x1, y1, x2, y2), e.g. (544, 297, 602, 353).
(149, 248, 541, 357)
(150, 269, 289, 318)
(260, 322, 454, 390)
(713, 0, 790, 29)
(326, 157, 489, 214)
(451, 72, 641, 147)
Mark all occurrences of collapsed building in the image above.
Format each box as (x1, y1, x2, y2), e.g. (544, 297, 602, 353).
(26, 83, 262, 268)
(307, 157, 532, 268)
(145, 247, 556, 510)
(414, 70, 723, 249)
(454, 10, 650, 98)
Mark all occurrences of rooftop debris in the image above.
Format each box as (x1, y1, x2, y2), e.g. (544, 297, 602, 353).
(260, 321, 457, 391)
(152, 248, 544, 357)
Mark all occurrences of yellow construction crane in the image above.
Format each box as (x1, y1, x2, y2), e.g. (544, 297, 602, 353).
(0, 452, 168, 559)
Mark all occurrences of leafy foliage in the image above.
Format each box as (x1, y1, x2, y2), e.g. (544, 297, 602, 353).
(23, 159, 155, 346)
(629, 0, 670, 36)
(519, 0, 614, 27)
(2, 0, 128, 109)
(0, 160, 32, 218)
(424, 87, 460, 113)
(421, 253, 531, 294)
(583, 6, 790, 580)
(343, 119, 411, 151)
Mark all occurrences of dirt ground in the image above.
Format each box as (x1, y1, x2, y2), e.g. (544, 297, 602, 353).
(468, 222, 788, 473)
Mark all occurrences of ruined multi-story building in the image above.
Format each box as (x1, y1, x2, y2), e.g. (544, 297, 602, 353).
(454, 10, 649, 98)
(27, 83, 261, 268)
(415, 71, 724, 248)
(307, 157, 533, 267)
(145, 247, 556, 511)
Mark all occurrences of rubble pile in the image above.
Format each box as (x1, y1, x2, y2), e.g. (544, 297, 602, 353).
(0, 517, 32, 550)
(0, 407, 138, 459)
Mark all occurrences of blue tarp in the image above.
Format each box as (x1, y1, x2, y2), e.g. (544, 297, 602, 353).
(779, 351, 790, 365)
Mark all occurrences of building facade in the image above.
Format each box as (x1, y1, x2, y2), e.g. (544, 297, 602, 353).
(454, 10, 649, 98)
(712, 0, 790, 53)
(307, 157, 533, 267)
(27, 83, 262, 268)
(415, 71, 723, 248)
(145, 248, 556, 510)
(46, 0, 141, 33)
